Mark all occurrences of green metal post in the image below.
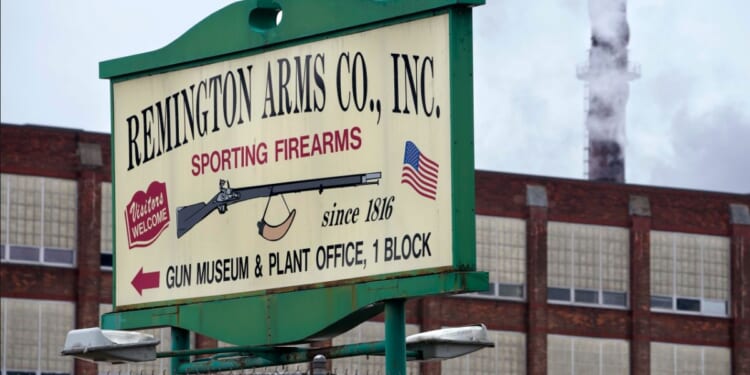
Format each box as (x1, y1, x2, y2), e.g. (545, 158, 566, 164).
(385, 299, 406, 375)
(171, 327, 190, 375)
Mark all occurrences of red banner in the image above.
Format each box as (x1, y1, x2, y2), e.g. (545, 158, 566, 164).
(125, 181, 170, 249)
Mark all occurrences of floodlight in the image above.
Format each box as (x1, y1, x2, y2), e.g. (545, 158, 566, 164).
(406, 324, 494, 361)
(61, 327, 160, 363)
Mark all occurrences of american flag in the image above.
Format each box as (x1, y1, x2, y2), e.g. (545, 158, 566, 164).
(401, 141, 439, 200)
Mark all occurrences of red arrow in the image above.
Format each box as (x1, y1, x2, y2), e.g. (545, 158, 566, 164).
(131, 267, 160, 296)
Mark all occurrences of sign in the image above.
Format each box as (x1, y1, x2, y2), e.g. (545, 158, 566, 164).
(112, 14, 459, 309)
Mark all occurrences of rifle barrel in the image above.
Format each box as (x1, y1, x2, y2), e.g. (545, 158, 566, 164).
(175, 172, 381, 238)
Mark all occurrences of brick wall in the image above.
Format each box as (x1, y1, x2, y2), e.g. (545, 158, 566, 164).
(413, 171, 749, 375)
(1, 123, 111, 375)
(1, 124, 748, 374)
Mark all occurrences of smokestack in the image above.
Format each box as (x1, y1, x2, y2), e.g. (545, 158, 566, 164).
(577, 0, 639, 183)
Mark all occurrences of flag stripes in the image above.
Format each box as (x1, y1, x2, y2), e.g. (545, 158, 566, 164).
(401, 141, 439, 200)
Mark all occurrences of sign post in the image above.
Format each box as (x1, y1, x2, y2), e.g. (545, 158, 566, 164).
(100, 0, 486, 372)
(385, 299, 407, 375)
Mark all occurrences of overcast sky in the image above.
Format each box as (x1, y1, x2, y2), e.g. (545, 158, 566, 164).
(2, 1, 748, 194)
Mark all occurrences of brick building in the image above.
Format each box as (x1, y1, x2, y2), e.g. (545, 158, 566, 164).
(1, 123, 748, 375)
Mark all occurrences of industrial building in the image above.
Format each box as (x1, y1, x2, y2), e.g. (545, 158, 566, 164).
(1, 123, 748, 375)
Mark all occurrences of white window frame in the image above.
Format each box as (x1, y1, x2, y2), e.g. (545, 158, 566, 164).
(0, 298, 75, 375)
(547, 222, 630, 310)
(472, 281, 526, 301)
(651, 342, 732, 375)
(1, 174, 77, 268)
(650, 231, 730, 318)
(548, 334, 630, 375)
(469, 216, 527, 302)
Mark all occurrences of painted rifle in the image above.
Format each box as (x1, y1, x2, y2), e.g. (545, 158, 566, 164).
(176, 172, 382, 240)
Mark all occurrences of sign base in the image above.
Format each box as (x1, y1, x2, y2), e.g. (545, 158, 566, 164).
(101, 271, 488, 346)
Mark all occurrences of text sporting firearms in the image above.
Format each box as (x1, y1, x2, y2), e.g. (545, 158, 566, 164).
(176, 172, 382, 241)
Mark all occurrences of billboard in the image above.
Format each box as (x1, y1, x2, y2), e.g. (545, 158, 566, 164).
(112, 14, 458, 309)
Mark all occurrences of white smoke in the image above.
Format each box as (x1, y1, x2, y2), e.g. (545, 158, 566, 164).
(583, 0, 635, 182)
(588, 0, 628, 48)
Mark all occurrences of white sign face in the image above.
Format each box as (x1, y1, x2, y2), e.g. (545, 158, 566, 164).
(113, 15, 452, 308)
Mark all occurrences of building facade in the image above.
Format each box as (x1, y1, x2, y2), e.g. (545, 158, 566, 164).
(1, 123, 748, 375)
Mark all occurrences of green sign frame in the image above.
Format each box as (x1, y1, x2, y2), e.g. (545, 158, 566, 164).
(100, 0, 486, 347)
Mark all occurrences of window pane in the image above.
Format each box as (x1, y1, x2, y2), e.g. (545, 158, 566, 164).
(650, 295, 673, 309)
(547, 335, 572, 375)
(602, 291, 627, 306)
(600, 226, 629, 292)
(573, 225, 599, 290)
(653, 342, 731, 375)
(497, 217, 526, 285)
(703, 299, 727, 316)
(8, 175, 42, 248)
(497, 283, 524, 299)
(40, 301, 74, 373)
(675, 344, 703, 374)
(549, 222, 629, 305)
(703, 346, 731, 375)
(574, 289, 599, 304)
(702, 235, 730, 301)
(650, 342, 675, 375)
(9, 245, 40, 262)
(676, 297, 701, 312)
(43, 248, 74, 264)
(100, 253, 113, 269)
(651, 231, 730, 317)
(601, 339, 629, 375)
(43, 178, 77, 250)
(476, 216, 501, 286)
(573, 337, 599, 375)
(547, 222, 572, 289)
(478, 281, 496, 296)
(495, 331, 526, 375)
(549, 335, 628, 375)
(674, 234, 701, 298)
(476, 216, 526, 293)
(4, 298, 41, 371)
(548, 287, 571, 302)
(650, 231, 673, 296)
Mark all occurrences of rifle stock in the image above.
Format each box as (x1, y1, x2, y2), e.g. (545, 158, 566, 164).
(176, 202, 215, 238)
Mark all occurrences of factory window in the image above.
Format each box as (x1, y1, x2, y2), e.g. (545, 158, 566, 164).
(547, 222, 629, 308)
(0, 298, 75, 375)
(473, 216, 526, 300)
(650, 231, 730, 317)
(651, 342, 730, 375)
(332, 321, 421, 375)
(547, 334, 629, 375)
(442, 330, 525, 375)
(100, 183, 113, 270)
(97, 304, 175, 375)
(0, 174, 77, 267)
